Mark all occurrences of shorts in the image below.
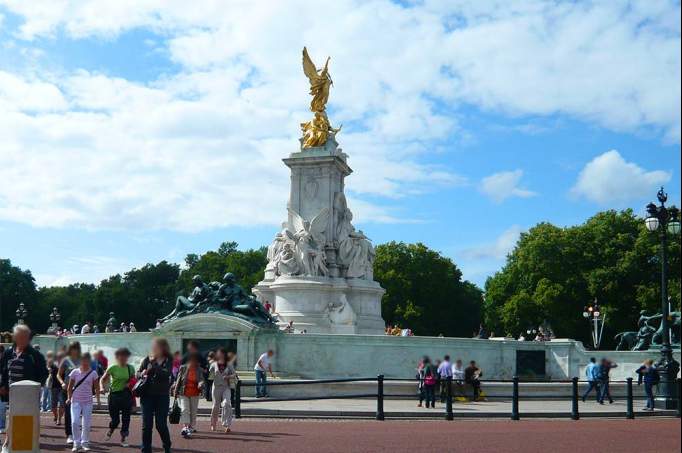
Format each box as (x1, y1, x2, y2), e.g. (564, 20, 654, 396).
(52, 388, 66, 409)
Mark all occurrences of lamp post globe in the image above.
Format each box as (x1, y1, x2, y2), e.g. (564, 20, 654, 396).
(644, 187, 680, 409)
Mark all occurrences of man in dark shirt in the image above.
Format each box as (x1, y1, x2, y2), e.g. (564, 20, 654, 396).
(0, 325, 48, 450)
(464, 360, 482, 401)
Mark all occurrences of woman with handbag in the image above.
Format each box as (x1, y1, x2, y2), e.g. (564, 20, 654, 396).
(99, 348, 135, 447)
(209, 348, 237, 433)
(173, 352, 206, 439)
(137, 338, 173, 453)
(421, 356, 437, 408)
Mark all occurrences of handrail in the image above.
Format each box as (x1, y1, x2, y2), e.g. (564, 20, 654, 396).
(232, 375, 680, 421)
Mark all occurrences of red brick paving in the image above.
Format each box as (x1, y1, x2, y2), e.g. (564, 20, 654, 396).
(38, 414, 680, 453)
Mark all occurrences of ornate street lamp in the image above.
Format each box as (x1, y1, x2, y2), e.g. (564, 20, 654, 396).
(582, 299, 605, 349)
(15, 302, 28, 325)
(644, 187, 680, 409)
(48, 307, 62, 334)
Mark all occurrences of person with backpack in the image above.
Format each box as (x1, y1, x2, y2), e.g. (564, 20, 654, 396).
(100, 348, 135, 447)
(66, 352, 99, 452)
(421, 356, 437, 408)
(636, 359, 659, 411)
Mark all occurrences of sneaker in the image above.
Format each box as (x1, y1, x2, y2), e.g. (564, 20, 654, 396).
(181, 428, 190, 439)
(82, 445, 91, 452)
(67, 436, 74, 444)
(71, 446, 80, 452)
(121, 436, 129, 447)
(105, 430, 113, 441)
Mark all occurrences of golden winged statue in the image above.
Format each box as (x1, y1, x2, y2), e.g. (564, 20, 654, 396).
(300, 47, 339, 148)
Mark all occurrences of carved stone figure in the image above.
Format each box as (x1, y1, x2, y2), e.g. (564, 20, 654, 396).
(615, 331, 638, 351)
(290, 207, 329, 277)
(265, 227, 295, 279)
(633, 324, 657, 351)
(335, 193, 375, 279)
(276, 242, 301, 276)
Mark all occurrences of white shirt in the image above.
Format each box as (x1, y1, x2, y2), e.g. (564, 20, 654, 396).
(254, 353, 271, 372)
(452, 364, 465, 380)
(437, 360, 453, 378)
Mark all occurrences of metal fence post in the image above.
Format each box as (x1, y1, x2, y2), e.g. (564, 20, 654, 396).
(445, 376, 453, 420)
(235, 379, 242, 419)
(376, 374, 385, 421)
(571, 377, 580, 420)
(511, 376, 520, 420)
(626, 377, 634, 419)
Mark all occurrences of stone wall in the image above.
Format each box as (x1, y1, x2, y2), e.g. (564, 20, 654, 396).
(30, 321, 680, 382)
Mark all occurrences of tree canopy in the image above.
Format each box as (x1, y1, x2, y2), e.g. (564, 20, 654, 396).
(374, 241, 483, 337)
(483, 210, 681, 348)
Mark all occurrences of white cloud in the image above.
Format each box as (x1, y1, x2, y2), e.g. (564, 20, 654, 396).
(460, 225, 523, 261)
(480, 170, 536, 203)
(0, 0, 679, 231)
(571, 150, 671, 205)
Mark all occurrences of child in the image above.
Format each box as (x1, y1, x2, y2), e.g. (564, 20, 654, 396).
(174, 352, 205, 438)
(66, 352, 99, 452)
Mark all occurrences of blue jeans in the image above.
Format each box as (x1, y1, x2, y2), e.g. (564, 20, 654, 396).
(41, 386, 51, 412)
(598, 380, 612, 403)
(0, 401, 6, 431)
(644, 382, 655, 409)
(140, 394, 171, 453)
(582, 381, 600, 401)
(255, 370, 268, 397)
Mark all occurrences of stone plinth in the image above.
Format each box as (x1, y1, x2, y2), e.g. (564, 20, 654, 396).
(256, 134, 385, 334)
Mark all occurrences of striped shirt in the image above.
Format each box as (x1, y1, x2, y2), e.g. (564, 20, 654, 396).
(7, 350, 28, 385)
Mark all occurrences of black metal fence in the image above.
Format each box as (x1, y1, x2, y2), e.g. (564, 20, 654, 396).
(233, 375, 681, 420)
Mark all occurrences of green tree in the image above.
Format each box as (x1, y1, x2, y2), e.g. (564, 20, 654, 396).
(374, 242, 483, 336)
(0, 259, 38, 331)
(483, 210, 681, 347)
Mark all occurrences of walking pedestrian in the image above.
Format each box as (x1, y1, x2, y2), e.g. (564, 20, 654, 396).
(174, 352, 205, 438)
(100, 347, 135, 447)
(636, 359, 659, 411)
(58, 341, 82, 446)
(581, 357, 601, 402)
(597, 358, 617, 404)
(138, 337, 173, 453)
(422, 356, 437, 408)
(209, 348, 237, 433)
(451, 359, 466, 399)
(50, 351, 66, 425)
(254, 349, 274, 398)
(41, 351, 54, 412)
(66, 352, 99, 452)
(0, 325, 48, 452)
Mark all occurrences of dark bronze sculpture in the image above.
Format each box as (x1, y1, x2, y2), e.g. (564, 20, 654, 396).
(615, 309, 680, 351)
(159, 273, 274, 326)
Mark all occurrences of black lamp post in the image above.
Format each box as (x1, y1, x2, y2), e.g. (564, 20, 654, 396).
(582, 298, 605, 349)
(15, 302, 28, 325)
(644, 187, 681, 409)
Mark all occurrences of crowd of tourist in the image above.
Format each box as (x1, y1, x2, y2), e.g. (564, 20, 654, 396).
(385, 325, 414, 336)
(0, 324, 277, 452)
(416, 354, 483, 407)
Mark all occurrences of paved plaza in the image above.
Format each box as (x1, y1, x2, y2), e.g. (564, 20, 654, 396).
(37, 413, 680, 453)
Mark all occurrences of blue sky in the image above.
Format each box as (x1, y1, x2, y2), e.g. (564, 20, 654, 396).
(1, 0, 680, 288)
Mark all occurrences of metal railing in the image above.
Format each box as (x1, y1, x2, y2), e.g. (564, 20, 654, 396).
(232, 375, 681, 420)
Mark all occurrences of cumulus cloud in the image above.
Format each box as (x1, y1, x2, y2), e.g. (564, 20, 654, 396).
(570, 150, 671, 205)
(460, 225, 524, 261)
(0, 0, 679, 231)
(480, 170, 536, 203)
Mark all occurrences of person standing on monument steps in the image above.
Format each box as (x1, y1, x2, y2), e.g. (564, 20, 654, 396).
(254, 350, 275, 398)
